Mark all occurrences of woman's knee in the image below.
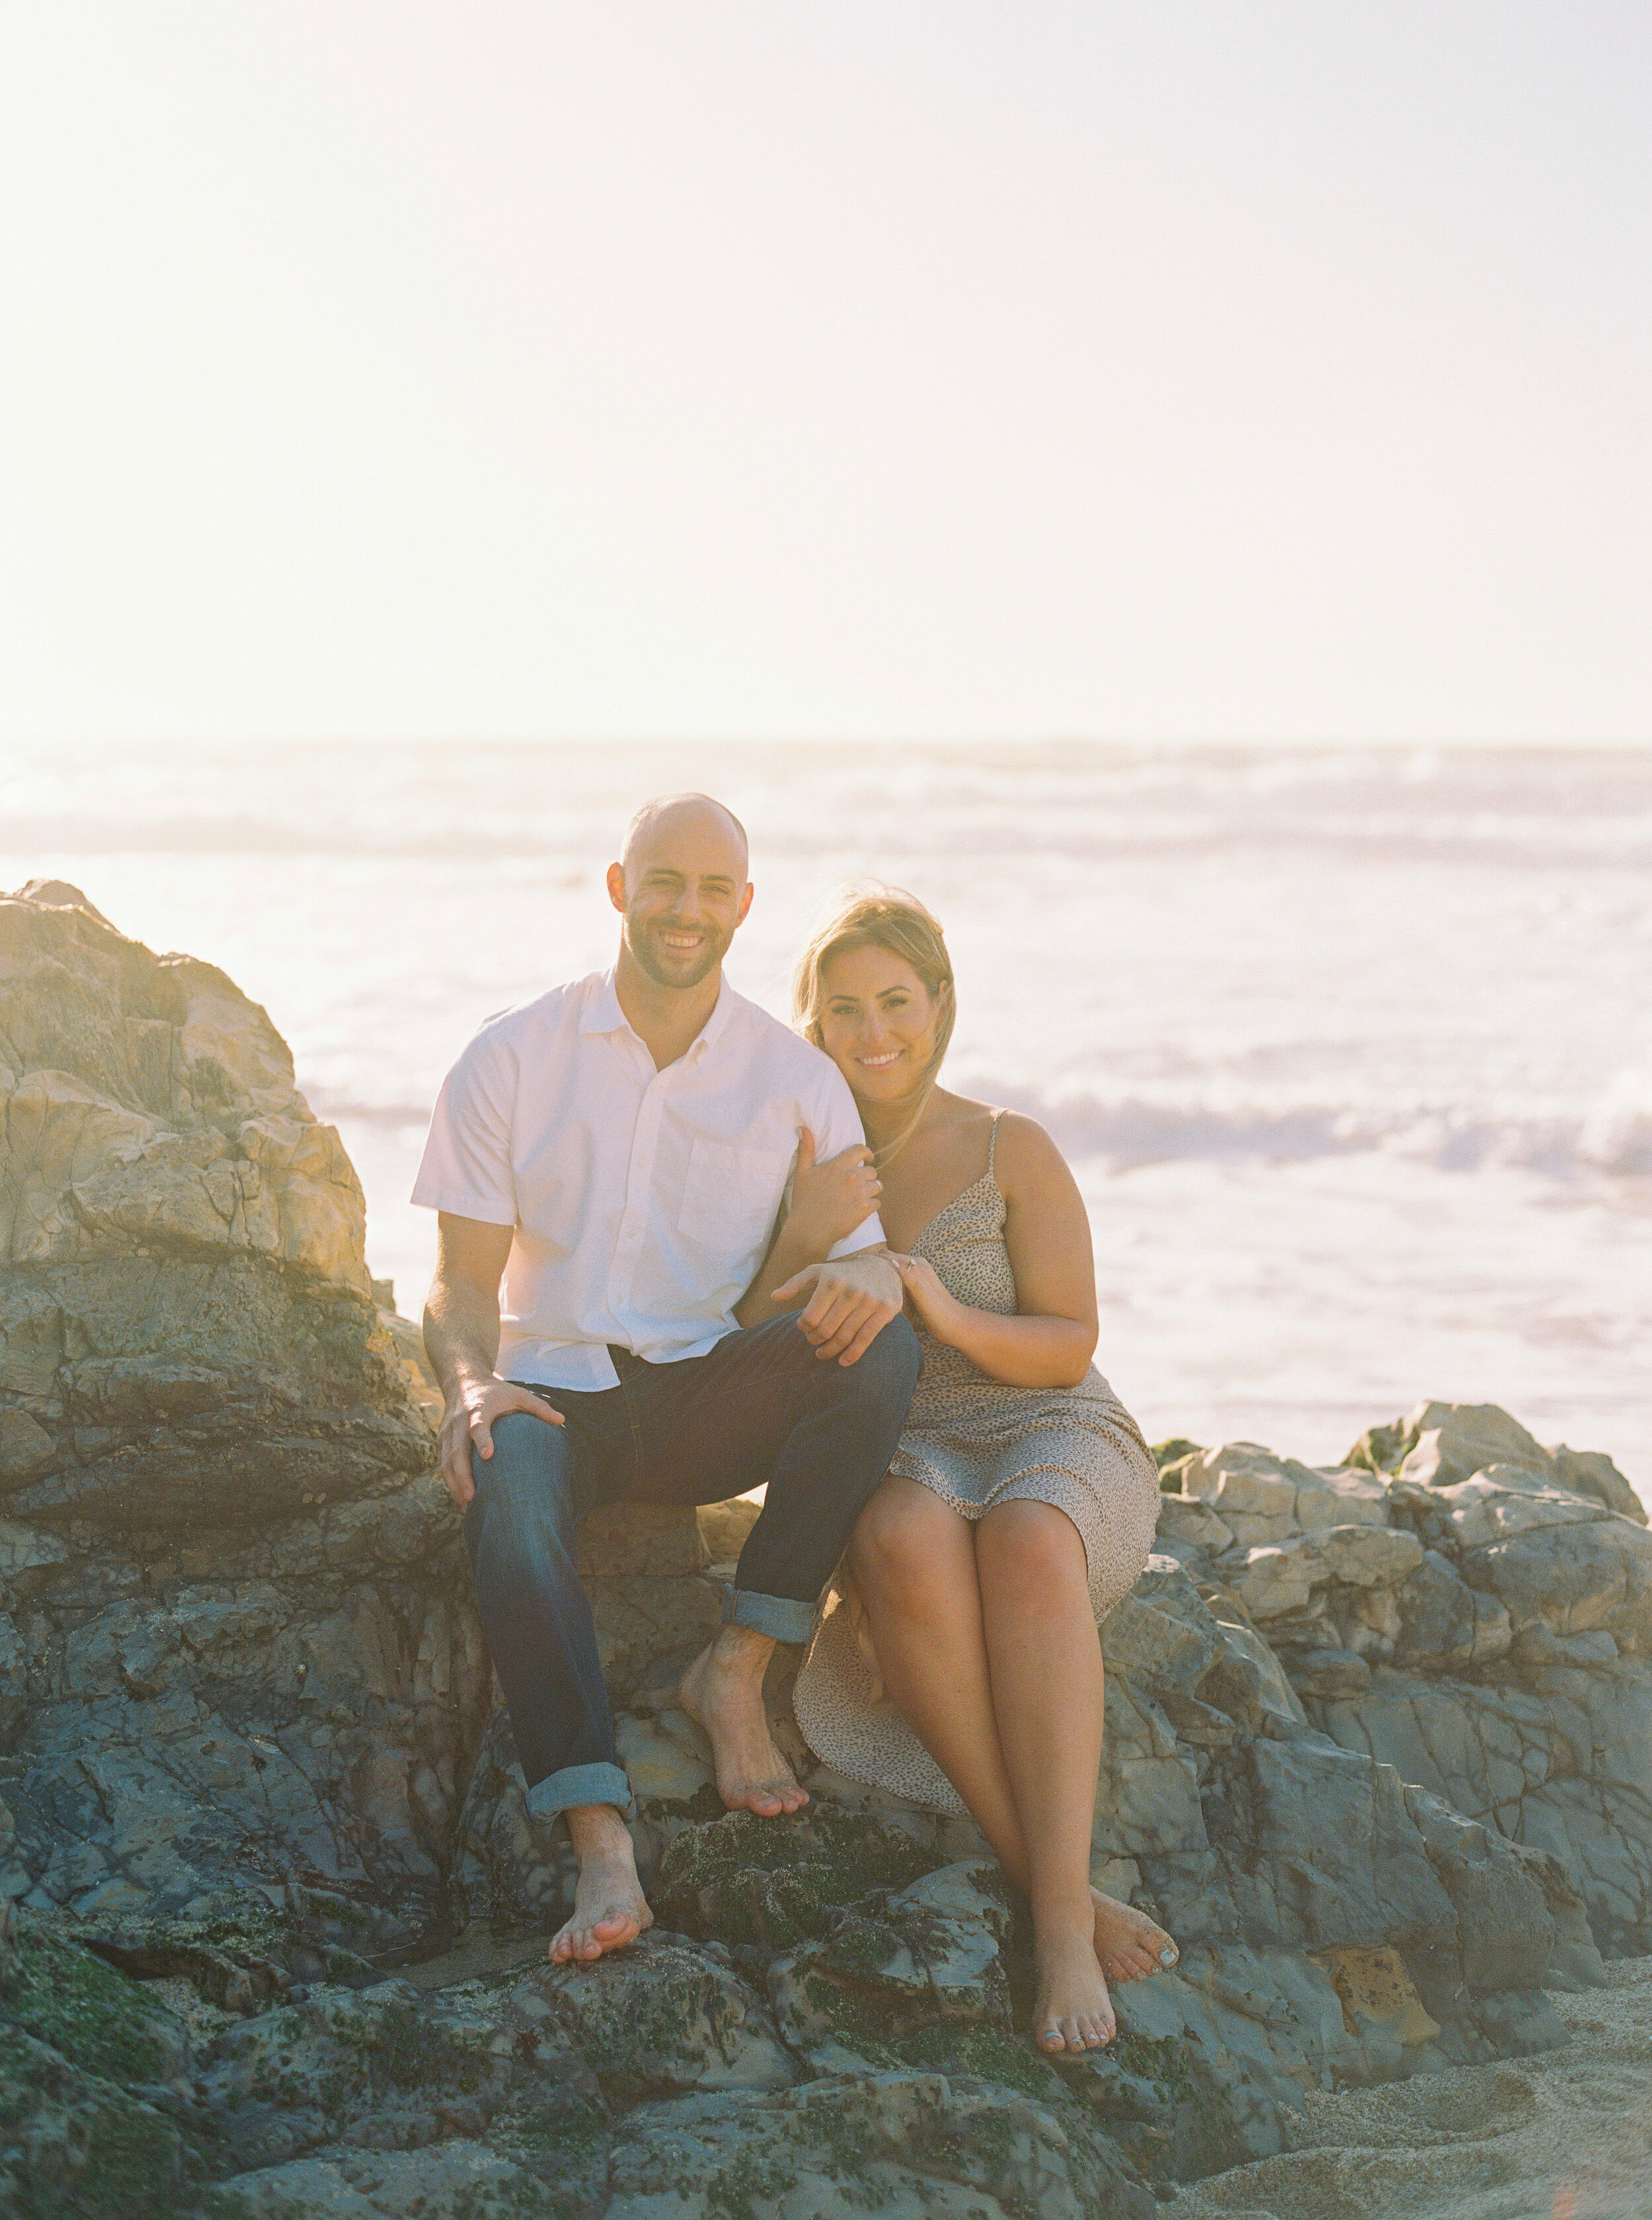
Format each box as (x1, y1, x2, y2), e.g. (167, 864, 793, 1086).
(977, 1500, 1090, 1611)
(850, 1484, 967, 1611)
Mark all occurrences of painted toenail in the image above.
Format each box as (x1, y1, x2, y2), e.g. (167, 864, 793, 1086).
(1160, 1945, 1178, 1966)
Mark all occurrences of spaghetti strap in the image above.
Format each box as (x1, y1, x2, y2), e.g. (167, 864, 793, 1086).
(987, 1107, 1006, 1178)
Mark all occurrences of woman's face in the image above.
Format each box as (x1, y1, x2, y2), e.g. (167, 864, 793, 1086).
(817, 943, 940, 1105)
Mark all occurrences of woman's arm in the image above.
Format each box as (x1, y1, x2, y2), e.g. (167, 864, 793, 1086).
(893, 1114, 1098, 1388)
(734, 1129, 882, 1327)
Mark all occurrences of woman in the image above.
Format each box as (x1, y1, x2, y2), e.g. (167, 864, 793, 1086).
(739, 887, 1174, 2055)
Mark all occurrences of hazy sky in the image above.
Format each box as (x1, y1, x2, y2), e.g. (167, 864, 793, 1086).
(2, 3, 1648, 745)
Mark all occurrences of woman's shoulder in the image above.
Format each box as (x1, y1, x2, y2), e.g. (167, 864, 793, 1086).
(981, 1108, 1076, 1199)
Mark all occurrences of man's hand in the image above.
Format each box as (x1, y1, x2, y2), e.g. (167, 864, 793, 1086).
(439, 1375, 564, 1508)
(772, 1251, 903, 1366)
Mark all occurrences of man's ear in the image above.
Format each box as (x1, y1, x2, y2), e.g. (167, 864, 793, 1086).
(736, 881, 755, 926)
(605, 861, 627, 914)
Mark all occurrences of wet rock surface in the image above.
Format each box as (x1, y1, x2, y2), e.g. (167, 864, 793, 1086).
(3, 893, 1648, 2215)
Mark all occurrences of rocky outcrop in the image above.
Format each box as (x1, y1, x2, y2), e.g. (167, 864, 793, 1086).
(2, 887, 1647, 2217)
(0, 881, 436, 1532)
(0, 882, 475, 1939)
(1154, 1405, 1652, 1958)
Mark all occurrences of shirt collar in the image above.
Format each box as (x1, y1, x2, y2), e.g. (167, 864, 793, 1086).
(578, 971, 630, 1037)
(579, 968, 736, 1060)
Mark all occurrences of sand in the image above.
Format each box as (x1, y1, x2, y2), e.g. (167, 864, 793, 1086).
(1166, 1960, 1652, 2220)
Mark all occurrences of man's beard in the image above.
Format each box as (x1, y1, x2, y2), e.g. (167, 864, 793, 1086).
(626, 915, 732, 990)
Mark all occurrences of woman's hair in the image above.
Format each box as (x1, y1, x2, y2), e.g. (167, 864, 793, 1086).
(791, 885, 956, 1158)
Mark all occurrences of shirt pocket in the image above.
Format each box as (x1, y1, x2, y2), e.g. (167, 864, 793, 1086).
(677, 1138, 790, 1261)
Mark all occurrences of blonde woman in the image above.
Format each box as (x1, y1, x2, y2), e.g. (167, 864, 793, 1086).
(741, 887, 1175, 2055)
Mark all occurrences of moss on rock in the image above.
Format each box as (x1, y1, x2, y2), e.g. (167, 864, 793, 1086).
(656, 1804, 944, 1952)
(1, 1913, 188, 2087)
(0, 2021, 192, 2219)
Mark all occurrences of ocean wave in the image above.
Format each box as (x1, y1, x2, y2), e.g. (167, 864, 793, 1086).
(7, 809, 1652, 875)
(986, 1084, 1652, 1179)
(309, 1079, 1652, 1179)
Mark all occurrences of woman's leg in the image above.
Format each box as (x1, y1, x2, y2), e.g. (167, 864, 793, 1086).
(852, 1481, 1174, 2046)
(972, 1498, 1117, 2049)
(847, 1479, 1031, 1872)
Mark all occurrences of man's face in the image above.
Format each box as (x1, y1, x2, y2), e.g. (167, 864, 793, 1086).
(609, 809, 753, 990)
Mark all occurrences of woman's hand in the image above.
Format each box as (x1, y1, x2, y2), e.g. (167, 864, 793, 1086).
(891, 1253, 966, 1345)
(787, 1128, 882, 1253)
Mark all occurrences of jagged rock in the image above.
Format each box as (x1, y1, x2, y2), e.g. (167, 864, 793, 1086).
(1550, 1444, 1647, 1524)
(541, 1929, 795, 2098)
(0, 883, 435, 1535)
(602, 2070, 1156, 2220)
(1309, 1656, 1652, 1955)
(1154, 1493, 1234, 1553)
(2, 1475, 493, 1929)
(196, 1972, 585, 2172)
(769, 1861, 1012, 2055)
(656, 1806, 945, 1956)
(0, 888, 489, 1934)
(198, 2143, 572, 2219)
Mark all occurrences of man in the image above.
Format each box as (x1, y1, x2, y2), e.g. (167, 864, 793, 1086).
(414, 794, 919, 1966)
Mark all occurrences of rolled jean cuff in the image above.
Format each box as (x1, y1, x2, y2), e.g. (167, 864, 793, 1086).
(722, 1582, 815, 1645)
(523, 1761, 634, 1824)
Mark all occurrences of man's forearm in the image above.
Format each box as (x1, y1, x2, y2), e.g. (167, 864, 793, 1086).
(424, 1276, 504, 1399)
(735, 1217, 829, 1326)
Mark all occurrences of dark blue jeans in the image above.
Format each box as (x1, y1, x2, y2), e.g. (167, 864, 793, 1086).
(462, 1310, 921, 1823)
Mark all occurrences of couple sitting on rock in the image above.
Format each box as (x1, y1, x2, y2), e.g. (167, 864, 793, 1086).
(414, 793, 1177, 2054)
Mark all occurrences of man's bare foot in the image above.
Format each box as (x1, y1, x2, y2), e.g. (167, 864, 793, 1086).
(1033, 1916, 1117, 2054)
(679, 1629, 809, 1817)
(550, 1804, 654, 1965)
(1092, 1888, 1178, 1985)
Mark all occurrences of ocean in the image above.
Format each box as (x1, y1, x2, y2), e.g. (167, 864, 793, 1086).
(5, 739, 1649, 1502)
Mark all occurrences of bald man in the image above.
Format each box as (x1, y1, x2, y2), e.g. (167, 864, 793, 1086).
(414, 794, 919, 1964)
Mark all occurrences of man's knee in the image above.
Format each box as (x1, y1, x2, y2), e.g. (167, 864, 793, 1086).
(467, 1413, 577, 1560)
(834, 1310, 921, 1405)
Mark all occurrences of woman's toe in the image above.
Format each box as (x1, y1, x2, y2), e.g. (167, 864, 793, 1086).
(1037, 2026, 1066, 2053)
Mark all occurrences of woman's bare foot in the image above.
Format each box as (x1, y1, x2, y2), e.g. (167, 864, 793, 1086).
(679, 1629, 809, 1817)
(1092, 1888, 1178, 1985)
(550, 1805, 654, 1964)
(1033, 1915, 1117, 2054)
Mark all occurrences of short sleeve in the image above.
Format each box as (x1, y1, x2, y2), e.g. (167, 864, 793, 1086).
(410, 1025, 519, 1225)
(809, 1061, 885, 1259)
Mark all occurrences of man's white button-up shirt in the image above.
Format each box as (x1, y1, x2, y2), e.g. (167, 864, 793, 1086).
(411, 970, 883, 1391)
